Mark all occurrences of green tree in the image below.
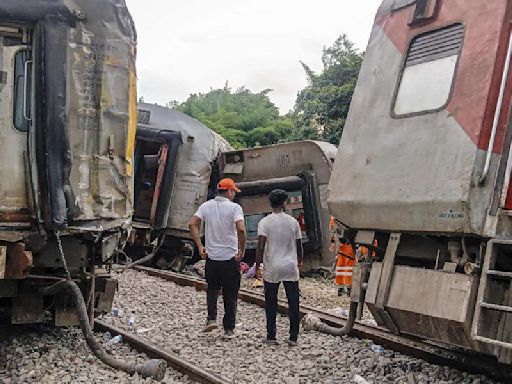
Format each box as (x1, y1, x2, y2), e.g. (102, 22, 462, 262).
(173, 84, 289, 148)
(292, 34, 363, 144)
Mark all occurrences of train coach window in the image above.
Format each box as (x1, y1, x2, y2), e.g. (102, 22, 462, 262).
(13, 49, 31, 132)
(393, 23, 464, 116)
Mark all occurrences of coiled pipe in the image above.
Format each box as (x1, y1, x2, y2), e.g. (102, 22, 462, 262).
(41, 280, 167, 381)
(302, 300, 359, 335)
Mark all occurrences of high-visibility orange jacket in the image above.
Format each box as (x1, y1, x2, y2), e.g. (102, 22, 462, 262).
(335, 243, 355, 287)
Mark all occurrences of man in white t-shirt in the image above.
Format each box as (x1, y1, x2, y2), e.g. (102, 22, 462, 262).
(189, 178, 246, 338)
(255, 189, 303, 346)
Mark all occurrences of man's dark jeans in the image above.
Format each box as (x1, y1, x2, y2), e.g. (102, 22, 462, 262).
(205, 258, 240, 331)
(264, 280, 300, 341)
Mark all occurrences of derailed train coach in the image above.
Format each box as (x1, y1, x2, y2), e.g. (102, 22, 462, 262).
(126, 103, 233, 270)
(0, 1, 136, 325)
(219, 141, 338, 272)
(328, 0, 512, 363)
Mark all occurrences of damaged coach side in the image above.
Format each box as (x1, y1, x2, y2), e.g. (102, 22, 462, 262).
(0, 0, 136, 327)
(125, 103, 233, 271)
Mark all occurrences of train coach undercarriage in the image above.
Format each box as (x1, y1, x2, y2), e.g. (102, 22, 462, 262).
(0, 232, 121, 326)
(346, 231, 512, 364)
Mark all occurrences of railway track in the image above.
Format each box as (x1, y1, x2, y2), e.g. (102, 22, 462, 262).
(134, 265, 512, 382)
(94, 320, 229, 384)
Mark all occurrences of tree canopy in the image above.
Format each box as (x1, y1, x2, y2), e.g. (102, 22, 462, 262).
(292, 34, 363, 144)
(167, 34, 362, 148)
(171, 85, 292, 148)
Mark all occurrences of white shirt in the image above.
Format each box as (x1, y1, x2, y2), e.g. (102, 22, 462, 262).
(258, 212, 302, 283)
(194, 196, 245, 261)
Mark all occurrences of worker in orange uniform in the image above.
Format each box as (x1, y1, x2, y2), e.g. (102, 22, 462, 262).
(335, 237, 355, 296)
(329, 217, 358, 296)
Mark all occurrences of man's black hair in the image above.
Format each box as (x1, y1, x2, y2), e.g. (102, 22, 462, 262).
(269, 189, 288, 209)
(217, 189, 228, 194)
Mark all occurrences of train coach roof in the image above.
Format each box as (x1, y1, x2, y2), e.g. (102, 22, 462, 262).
(137, 102, 233, 160)
(0, 0, 136, 40)
(136, 103, 234, 233)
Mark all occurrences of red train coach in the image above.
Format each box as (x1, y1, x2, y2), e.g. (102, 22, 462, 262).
(328, 0, 512, 363)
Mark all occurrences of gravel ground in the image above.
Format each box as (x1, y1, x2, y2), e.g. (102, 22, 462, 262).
(99, 270, 497, 384)
(240, 274, 364, 317)
(188, 262, 366, 319)
(0, 324, 191, 384)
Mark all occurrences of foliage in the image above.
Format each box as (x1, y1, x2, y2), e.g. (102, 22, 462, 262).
(171, 34, 362, 148)
(291, 34, 363, 145)
(171, 85, 291, 148)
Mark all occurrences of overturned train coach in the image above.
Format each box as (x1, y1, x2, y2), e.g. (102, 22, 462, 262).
(126, 103, 233, 270)
(329, 0, 512, 364)
(128, 103, 337, 272)
(219, 141, 338, 271)
(0, 1, 136, 325)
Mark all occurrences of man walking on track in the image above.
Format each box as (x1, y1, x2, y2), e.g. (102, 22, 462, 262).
(255, 189, 303, 346)
(189, 178, 246, 338)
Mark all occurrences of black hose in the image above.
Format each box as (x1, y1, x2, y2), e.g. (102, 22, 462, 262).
(302, 262, 370, 336)
(41, 280, 167, 381)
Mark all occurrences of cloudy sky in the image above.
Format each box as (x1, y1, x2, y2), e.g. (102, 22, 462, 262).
(125, 0, 382, 114)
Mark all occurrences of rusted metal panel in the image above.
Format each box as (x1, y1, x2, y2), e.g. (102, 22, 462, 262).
(96, 278, 117, 313)
(4, 243, 32, 279)
(33, 236, 87, 269)
(54, 292, 79, 327)
(150, 144, 169, 225)
(0, 231, 26, 242)
(11, 285, 43, 324)
(0, 212, 32, 222)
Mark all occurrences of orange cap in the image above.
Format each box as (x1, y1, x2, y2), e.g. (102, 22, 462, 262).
(217, 178, 241, 192)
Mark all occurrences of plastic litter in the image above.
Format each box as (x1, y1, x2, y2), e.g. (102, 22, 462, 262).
(102, 331, 112, 341)
(111, 308, 124, 317)
(353, 374, 370, 384)
(370, 344, 384, 353)
(339, 308, 349, 318)
(107, 335, 123, 345)
(128, 311, 136, 330)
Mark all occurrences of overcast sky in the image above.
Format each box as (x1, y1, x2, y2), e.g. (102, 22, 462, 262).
(125, 0, 382, 114)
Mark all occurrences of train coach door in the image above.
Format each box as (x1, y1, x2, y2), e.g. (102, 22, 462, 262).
(0, 26, 32, 223)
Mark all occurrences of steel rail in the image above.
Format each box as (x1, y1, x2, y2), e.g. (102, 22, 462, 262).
(94, 319, 230, 384)
(134, 265, 512, 382)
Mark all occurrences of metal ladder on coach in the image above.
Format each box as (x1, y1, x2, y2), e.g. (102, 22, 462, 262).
(471, 239, 512, 358)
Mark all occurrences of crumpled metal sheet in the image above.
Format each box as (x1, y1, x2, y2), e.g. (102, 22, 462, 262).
(0, 0, 137, 229)
(136, 103, 234, 233)
(65, 0, 137, 224)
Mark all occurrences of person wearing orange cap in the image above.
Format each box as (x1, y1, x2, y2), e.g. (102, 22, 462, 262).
(189, 178, 246, 339)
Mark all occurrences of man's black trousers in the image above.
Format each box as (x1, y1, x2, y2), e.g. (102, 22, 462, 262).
(264, 280, 300, 341)
(205, 258, 240, 331)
